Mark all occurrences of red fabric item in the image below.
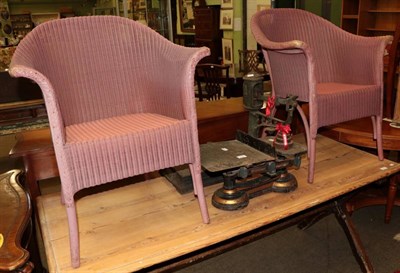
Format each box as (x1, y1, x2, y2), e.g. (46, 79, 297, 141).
(265, 96, 275, 116)
(276, 123, 291, 134)
(275, 123, 291, 150)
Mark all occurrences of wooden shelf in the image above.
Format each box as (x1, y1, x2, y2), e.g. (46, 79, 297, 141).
(342, 15, 359, 19)
(368, 9, 400, 13)
(365, 28, 396, 32)
(342, 0, 359, 16)
(341, 0, 400, 36)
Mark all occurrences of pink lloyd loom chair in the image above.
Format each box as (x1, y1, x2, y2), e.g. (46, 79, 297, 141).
(251, 8, 392, 183)
(9, 16, 210, 268)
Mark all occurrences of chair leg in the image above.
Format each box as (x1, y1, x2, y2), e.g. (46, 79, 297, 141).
(65, 200, 80, 268)
(294, 104, 314, 183)
(371, 116, 377, 139)
(188, 164, 198, 196)
(308, 137, 316, 184)
(376, 116, 384, 160)
(60, 186, 65, 205)
(189, 162, 210, 224)
(385, 174, 398, 223)
(296, 104, 310, 158)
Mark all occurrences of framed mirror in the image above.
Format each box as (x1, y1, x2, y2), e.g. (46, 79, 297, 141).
(178, 0, 195, 33)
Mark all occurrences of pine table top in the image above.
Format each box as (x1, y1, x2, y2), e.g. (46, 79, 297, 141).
(37, 135, 400, 272)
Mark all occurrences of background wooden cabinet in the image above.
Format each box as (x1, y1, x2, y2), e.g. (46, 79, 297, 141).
(341, 0, 400, 36)
(194, 5, 222, 64)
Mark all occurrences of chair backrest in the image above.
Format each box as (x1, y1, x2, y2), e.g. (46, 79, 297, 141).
(387, 23, 400, 119)
(251, 8, 380, 102)
(238, 49, 266, 75)
(195, 63, 230, 101)
(10, 16, 206, 126)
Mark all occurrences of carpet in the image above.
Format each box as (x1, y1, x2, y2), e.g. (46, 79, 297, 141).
(176, 205, 400, 273)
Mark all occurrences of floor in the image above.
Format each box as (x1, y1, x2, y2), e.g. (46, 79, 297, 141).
(176, 205, 400, 273)
(1, 135, 400, 273)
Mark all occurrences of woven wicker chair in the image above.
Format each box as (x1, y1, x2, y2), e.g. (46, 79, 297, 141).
(251, 8, 391, 183)
(10, 16, 210, 268)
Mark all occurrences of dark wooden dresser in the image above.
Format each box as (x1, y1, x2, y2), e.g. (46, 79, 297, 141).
(194, 5, 222, 64)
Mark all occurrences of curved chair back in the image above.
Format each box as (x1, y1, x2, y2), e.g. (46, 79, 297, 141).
(11, 16, 206, 126)
(251, 8, 384, 103)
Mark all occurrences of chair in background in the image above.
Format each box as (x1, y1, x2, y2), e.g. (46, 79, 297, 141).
(251, 8, 391, 183)
(385, 23, 400, 222)
(387, 23, 400, 121)
(344, 22, 400, 223)
(238, 49, 267, 76)
(10, 16, 210, 268)
(316, 23, 400, 223)
(195, 63, 230, 101)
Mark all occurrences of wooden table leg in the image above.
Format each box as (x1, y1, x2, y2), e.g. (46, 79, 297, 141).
(140, 198, 375, 273)
(296, 198, 375, 273)
(333, 200, 374, 273)
(385, 174, 398, 223)
(22, 155, 41, 205)
(19, 150, 60, 209)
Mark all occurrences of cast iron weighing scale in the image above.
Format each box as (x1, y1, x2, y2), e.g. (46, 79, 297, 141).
(161, 72, 308, 210)
(201, 130, 307, 210)
(202, 72, 307, 211)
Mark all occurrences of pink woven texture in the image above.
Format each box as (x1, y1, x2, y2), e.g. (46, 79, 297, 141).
(10, 16, 210, 268)
(251, 8, 391, 183)
(65, 114, 194, 189)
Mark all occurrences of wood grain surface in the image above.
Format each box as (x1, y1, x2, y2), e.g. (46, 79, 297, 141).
(37, 135, 400, 272)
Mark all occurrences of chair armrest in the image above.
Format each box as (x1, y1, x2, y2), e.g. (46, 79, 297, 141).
(328, 33, 392, 84)
(9, 65, 66, 145)
(146, 45, 210, 121)
(251, 30, 314, 102)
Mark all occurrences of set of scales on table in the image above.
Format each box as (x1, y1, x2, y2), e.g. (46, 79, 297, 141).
(171, 72, 308, 210)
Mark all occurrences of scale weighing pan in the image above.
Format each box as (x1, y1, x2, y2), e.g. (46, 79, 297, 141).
(200, 140, 275, 173)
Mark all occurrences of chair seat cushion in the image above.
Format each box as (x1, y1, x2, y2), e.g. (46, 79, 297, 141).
(64, 113, 194, 188)
(317, 82, 380, 127)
